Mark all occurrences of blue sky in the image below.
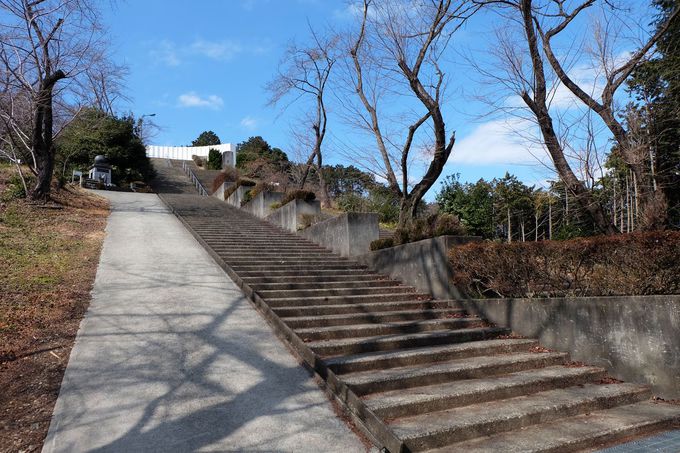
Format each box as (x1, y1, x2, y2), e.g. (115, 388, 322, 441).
(102, 0, 650, 200)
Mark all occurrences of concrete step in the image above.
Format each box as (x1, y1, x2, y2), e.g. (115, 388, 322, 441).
(230, 263, 368, 272)
(281, 308, 466, 328)
(212, 252, 336, 259)
(256, 286, 415, 299)
(365, 365, 606, 418)
(295, 317, 483, 341)
(273, 300, 456, 317)
(389, 383, 651, 451)
(263, 293, 431, 308)
(250, 280, 400, 291)
(208, 244, 327, 251)
(225, 258, 352, 266)
(434, 400, 680, 453)
(242, 274, 388, 284)
(237, 269, 375, 278)
(342, 351, 568, 395)
(324, 338, 538, 374)
(307, 326, 509, 357)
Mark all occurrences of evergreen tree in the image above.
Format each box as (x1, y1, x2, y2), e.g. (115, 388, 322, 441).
(191, 130, 221, 147)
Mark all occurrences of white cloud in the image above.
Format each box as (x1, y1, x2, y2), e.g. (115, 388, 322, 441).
(189, 39, 243, 61)
(177, 92, 224, 110)
(240, 116, 258, 130)
(449, 119, 546, 165)
(150, 37, 268, 67)
(149, 40, 180, 67)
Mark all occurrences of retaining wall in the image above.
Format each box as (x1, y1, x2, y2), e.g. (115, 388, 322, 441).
(461, 295, 680, 398)
(301, 213, 379, 257)
(242, 191, 284, 219)
(265, 199, 321, 232)
(226, 185, 250, 208)
(356, 236, 480, 299)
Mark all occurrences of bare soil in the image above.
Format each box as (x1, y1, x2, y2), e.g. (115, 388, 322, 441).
(0, 171, 108, 453)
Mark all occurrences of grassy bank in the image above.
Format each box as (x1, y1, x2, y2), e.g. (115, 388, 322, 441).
(0, 166, 108, 452)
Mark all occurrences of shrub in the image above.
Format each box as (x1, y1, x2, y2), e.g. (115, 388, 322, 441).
(223, 177, 257, 201)
(370, 238, 394, 250)
(270, 202, 281, 210)
(249, 181, 274, 200)
(449, 231, 680, 298)
(191, 155, 206, 168)
(2, 174, 34, 201)
(298, 213, 318, 230)
(280, 189, 316, 206)
(211, 167, 240, 194)
(336, 193, 366, 212)
(207, 148, 222, 170)
(393, 213, 466, 246)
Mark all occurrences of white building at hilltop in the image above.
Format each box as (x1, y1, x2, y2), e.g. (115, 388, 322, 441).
(145, 143, 236, 167)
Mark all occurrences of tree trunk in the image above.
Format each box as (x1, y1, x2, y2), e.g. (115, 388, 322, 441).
(548, 201, 553, 240)
(30, 71, 65, 200)
(398, 195, 418, 230)
(507, 207, 512, 243)
(520, 0, 617, 235)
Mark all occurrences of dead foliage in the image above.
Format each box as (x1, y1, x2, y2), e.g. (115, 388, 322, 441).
(449, 232, 680, 298)
(0, 174, 108, 452)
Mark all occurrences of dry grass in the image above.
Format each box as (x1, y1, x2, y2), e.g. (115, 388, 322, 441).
(0, 165, 108, 452)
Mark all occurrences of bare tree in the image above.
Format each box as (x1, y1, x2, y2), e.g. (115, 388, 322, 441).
(531, 0, 680, 229)
(473, 0, 617, 233)
(267, 28, 338, 208)
(0, 0, 111, 200)
(345, 0, 480, 228)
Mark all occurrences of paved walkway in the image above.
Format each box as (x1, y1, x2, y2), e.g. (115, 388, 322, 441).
(42, 192, 367, 453)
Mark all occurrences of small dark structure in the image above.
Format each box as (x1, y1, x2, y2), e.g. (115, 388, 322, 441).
(88, 155, 112, 185)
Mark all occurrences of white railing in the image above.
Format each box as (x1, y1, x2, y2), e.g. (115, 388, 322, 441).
(181, 160, 208, 196)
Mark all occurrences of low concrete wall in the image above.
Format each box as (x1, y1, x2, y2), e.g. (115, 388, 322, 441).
(242, 191, 284, 219)
(265, 199, 321, 232)
(211, 181, 235, 201)
(461, 295, 680, 398)
(356, 236, 480, 299)
(301, 213, 379, 257)
(226, 185, 250, 208)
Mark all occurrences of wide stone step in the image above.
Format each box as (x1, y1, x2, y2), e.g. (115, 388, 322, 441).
(295, 317, 482, 341)
(212, 252, 336, 259)
(365, 365, 606, 418)
(273, 300, 455, 317)
(257, 286, 415, 299)
(242, 274, 387, 283)
(225, 258, 352, 266)
(342, 351, 568, 395)
(207, 244, 326, 251)
(325, 338, 538, 374)
(389, 383, 651, 451)
(281, 308, 465, 328)
(307, 326, 509, 357)
(230, 263, 368, 272)
(264, 293, 431, 308)
(250, 280, 399, 291)
(434, 400, 680, 453)
(237, 269, 374, 278)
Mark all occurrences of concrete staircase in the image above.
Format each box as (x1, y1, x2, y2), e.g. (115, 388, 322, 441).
(158, 193, 680, 452)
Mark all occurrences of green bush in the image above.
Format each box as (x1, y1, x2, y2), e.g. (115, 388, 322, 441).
(336, 193, 366, 212)
(2, 174, 34, 201)
(280, 189, 316, 206)
(207, 148, 222, 170)
(370, 238, 394, 250)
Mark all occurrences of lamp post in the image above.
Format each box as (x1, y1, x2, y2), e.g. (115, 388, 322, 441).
(137, 113, 156, 143)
